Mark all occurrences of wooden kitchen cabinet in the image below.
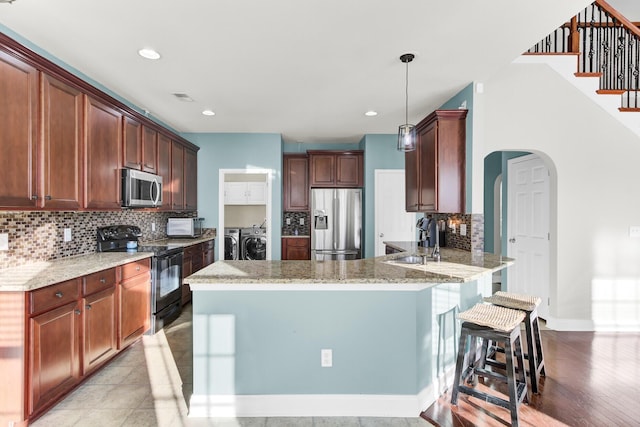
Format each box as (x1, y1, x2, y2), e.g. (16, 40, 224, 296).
(82, 285, 117, 374)
(405, 110, 467, 213)
(141, 125, 158, 173)
(171, 140, 185, 210)
(122, 115, 142, 170)
(0, 50, 39, 209)
(84, 96, 122, 209)
(202, 239, 215, 267)
(283, 154, 309, 211)
(157, 133, 172, 211)
(119, 258, 151, 349)
(185, 147, 198, 211)
(308, 150, 363, 187)
(41, 73, 84, 210)
(182, 240, 215, 305)
(282, 237, 310, 260)
(28, 279, 82, 415)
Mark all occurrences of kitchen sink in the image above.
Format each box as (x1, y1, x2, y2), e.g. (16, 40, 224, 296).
(390, 255, 425, 265)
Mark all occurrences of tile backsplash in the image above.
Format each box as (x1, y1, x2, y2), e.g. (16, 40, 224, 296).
(282, 211, 310, 235)
(0, 211, 196, 270)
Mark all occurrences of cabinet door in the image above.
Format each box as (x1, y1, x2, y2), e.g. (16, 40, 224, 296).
(185, 147, 198, 211)
(171, 141, 184, 210)
(282, 237, 310, 260)
(119, 272, 150, 349)
(83, 286, 117, 374)
(0, 50, 39, 208)
(224, 182, 248, 204)
(41, 73, 83, 210)
(405, 147, 419, 212)
(309, 154, 335, 187)
(122, 116, 142, 170)
(203, 240, 215, 267)
(141, 125, 158, 173)
(246, 182, 267, 204)
(29, 300, 81, 414)
(418, 125, 437, 212)
(283, 155, 309, 211)
(157, 133, 172, 211)
(336, 153, 362, 187)
(85, 96, 122, 209)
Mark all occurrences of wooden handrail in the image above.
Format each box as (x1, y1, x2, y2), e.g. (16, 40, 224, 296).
(595, 0, 640, 39)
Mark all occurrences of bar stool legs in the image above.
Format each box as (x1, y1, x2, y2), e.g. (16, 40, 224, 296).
(451, 303, 529, 427)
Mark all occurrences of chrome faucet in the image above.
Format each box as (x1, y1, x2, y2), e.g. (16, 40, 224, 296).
(431, 220, 441, 261)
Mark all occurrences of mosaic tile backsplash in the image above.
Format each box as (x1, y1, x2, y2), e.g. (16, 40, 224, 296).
(0, 211, 196, 270)
(282, 211, 310, 236)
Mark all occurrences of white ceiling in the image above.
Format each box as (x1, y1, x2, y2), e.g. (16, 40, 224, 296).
(0, 0, 591, 143)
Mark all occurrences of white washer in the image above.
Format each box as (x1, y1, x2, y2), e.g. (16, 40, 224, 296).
(224, 228, 240, 260)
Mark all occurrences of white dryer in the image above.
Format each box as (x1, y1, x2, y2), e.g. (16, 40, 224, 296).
(224, 228, 240, 260)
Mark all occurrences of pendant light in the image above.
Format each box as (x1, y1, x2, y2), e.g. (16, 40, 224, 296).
(397, 53, 416, 152)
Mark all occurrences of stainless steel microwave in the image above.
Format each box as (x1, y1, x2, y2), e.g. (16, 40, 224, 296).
(121, 169, 163, 208)
(167, 217, 204, 238)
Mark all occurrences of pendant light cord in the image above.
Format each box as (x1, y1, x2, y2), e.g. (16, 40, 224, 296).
(405, 59, 409, 125)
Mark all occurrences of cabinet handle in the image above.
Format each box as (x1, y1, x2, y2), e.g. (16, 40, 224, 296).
(74, 309, 81, 315)
(136, 266, 140, 271)
(100, 278, 106, 284)
(31, 195, 38, 200)
(55, 291, 63, 298)
(509, 237, 516, 243)
(45, 195, 52, 200)
(85, 304, 92, 310)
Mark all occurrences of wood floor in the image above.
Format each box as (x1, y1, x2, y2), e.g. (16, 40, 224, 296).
(421, 330, 640, 427)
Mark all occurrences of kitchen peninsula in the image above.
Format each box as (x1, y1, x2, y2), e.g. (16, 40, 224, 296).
(184, 246, 512, 418)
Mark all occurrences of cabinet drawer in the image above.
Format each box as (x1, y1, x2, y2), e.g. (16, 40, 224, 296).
(184, 244, 200, 257)
(121, 258, 151, 281)
(30, 279, 80, 315)
(83, 267, 117, 296)
(203, 239, 214, 250)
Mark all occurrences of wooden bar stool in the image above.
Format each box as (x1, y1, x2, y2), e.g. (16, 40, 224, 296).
(451, 303, 528, 427)
(484, 291, 546, 394)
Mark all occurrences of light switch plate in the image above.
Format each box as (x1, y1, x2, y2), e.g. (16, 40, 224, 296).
(0, 233, 8, 251)
(460, 224, 467, 236)
(321, 349, 332, 367)
(299, 218, 304, 226)
(63, 228, 72, 242)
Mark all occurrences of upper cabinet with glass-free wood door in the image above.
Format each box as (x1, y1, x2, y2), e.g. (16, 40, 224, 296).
(308, 150, 363, 187)
(405, 110, 467, 213)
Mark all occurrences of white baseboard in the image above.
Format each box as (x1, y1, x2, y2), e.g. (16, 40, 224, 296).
(189, 391, 436, 418)
(545, 315, 595, 331)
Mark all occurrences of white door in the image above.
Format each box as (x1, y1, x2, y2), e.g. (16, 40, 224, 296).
(507, 154, 550, 319)
(374, 170, 416, 256)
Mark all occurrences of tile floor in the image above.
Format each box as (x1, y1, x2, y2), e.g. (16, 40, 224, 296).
(31, 305, 434, 427)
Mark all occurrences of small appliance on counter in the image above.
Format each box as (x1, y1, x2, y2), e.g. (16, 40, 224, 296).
(167, 217, 204, 238)
(97, 225, 183, 334)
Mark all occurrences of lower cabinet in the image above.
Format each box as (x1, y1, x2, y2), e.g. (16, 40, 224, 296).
(119, 259, 151, 349)
(182, 239, 215, 305)
(1, 259, 152, 425)
(282, 237, 311, 260)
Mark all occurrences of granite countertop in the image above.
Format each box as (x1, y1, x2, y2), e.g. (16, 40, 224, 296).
(0, 252, 153, 292)
(0, 232, 218, 293)
(185, 246, 513, 289)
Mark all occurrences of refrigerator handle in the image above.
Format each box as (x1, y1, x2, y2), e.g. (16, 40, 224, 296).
(333, 191, 339, 250)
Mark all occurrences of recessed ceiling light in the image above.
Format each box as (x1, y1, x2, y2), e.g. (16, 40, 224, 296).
(138, 48, 161, 60)
(365, 110, 378, 117)
(202, 109, 215, 116)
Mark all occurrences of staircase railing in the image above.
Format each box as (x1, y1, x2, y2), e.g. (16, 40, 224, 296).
(527, 0, 640, 110)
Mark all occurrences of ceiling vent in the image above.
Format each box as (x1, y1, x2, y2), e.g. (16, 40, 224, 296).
(172, 93, 194, 102)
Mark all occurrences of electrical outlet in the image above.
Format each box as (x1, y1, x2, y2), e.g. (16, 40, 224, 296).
(299, 218, 304, 226)
(286, 218, 291, 225)
(460, 224, 467, 236)
(63, 228, 72, 242)
(152, 222, 156, 232)
(630, 226, 640, 238)
(0, 233, 8, 251)
(321, 349, 332, 367)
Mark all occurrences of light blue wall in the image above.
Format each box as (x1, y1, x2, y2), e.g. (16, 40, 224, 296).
(283, 142, 361, 153)
(362, 134, 406, 258)
(182, 133, 283, 259)
(439, 83, 474, 213)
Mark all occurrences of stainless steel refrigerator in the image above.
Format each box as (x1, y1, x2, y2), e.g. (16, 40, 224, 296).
(311, 188, 362, 260)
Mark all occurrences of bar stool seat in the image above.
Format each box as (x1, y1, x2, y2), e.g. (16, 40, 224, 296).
(451, 303, 528, 427)
(484, 291, 546, 394)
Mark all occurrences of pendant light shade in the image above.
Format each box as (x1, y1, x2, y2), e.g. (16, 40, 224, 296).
(397, 53, 416, 152)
